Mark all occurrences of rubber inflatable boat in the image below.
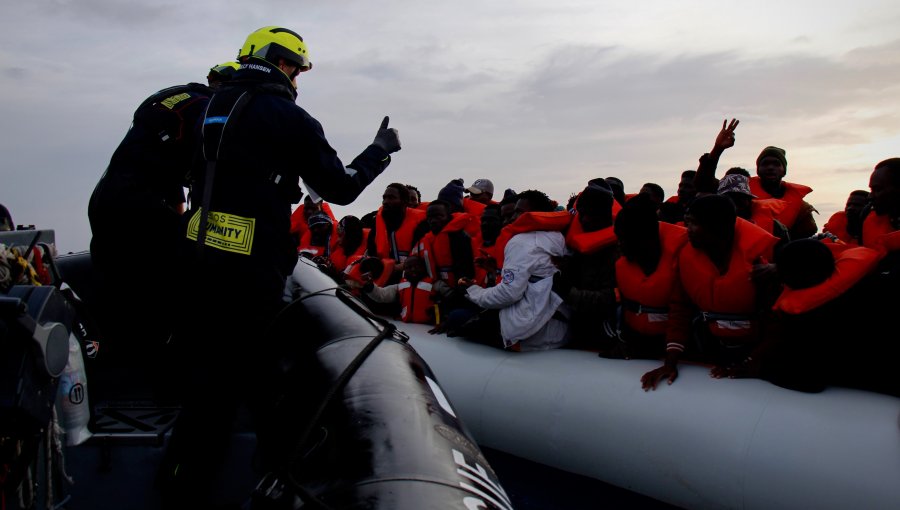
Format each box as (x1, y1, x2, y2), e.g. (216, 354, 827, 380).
(4, 233, 898, 509)
(1, 238, 511, 510)
(397, 320, 900, 510)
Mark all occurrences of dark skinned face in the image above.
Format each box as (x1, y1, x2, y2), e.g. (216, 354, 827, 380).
(426, 203, 451, 234)
(869, 166, 900, 217)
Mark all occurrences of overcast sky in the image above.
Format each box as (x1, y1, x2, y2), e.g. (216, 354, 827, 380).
(2, 1, 899, 253)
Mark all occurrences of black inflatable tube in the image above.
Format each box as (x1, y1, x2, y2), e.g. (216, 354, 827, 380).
(273, 258, 511, 509)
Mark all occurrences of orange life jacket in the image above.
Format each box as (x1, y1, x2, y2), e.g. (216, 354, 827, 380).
(565, 216, 617, 254)
(750, 198, 787, 235)
(748, 176, 812, 229)
(773, 246, 881, 315)
(616, 222, 689, 336)
(471, 234, 503, 287)
(678, 218, 778, 338)
(460, 198, 486, 237)
(329, 227, 370, 272)
(297, 223, 338, 256)
(412, 213, 472, 286)
(493, 211, 573, 269)
(822, 211, 855, 245)
(373, 207, 425, 262)
(289, 202, 336, 236)
(343, 257, 395, 296)
(861, 211, 900, 253)
(462, 197, 486, 217)
(398, 278, 436, 324)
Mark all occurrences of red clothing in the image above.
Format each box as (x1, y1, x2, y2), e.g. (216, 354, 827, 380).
(398, 278, 436, 324)
(750, 198, 787, 236)
(471, 234, 503, 287)
(343, 257, 395, 296)
(773, 247, 881, 315)
(492, 211, 572, 270)
(823, 211, 858, 245)
(373, 207, 425, 262)
(297, 223, 338, 256)
(616, 222, 688, 337)
(329, 227, 369, 272)
(861, 211, 900, 254)
(289, 202, 336, 238)
(748, 176, 812, 229)
(412, 213, 473, 286)
(667, 218, 778, 352)
(565, 215, 617, 254)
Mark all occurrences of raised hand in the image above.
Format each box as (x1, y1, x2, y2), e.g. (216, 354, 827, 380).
(712, 118, 739, 155)
(372, 115, 401, 153)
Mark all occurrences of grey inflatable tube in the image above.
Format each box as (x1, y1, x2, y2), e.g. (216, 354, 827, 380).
(398, 321, 900, 510)
(278, 258, 511, 509)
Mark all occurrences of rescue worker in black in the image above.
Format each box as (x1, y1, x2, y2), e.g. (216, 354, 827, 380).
(87, 71, 213, 402)
(157, 26, 401, 508)
(206, 61, 239, 89)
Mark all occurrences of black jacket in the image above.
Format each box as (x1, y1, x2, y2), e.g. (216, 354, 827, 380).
(185, 58, 391, 297)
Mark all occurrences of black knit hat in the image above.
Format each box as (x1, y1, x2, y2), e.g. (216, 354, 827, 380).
(756, 146, 787, 170)
(437, 178, 465, 210)
(576, 178, 614, 216)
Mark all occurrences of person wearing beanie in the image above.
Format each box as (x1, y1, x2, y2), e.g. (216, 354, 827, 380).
(437, 178, 466, 213)
(289, 194, 337, 247)
(298, 212, 336, 258)
(749, 145, 818, 239)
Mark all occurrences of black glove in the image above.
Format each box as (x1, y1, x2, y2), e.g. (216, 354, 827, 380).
(372, 116, 401, 153)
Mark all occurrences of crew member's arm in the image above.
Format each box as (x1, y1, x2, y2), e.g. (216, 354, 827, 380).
(300, 115, 400, 205)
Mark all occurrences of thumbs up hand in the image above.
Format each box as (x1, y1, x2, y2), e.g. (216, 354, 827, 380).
(372, 115, 401, 154)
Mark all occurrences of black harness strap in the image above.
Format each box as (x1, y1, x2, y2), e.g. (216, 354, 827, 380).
(195, 90, 256, 256)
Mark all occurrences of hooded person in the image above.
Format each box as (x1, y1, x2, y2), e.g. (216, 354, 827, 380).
(437, 178, 482, 237)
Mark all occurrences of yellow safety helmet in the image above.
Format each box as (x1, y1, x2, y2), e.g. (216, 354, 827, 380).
(207, 61, 240, 81)
(238, 26, 312, 72)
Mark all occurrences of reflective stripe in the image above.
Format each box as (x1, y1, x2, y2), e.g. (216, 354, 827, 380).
(204, 116, 228, 125)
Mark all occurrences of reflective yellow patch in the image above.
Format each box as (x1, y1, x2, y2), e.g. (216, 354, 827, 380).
(160, 93, 191, 109)
(187, 209, 255, 255)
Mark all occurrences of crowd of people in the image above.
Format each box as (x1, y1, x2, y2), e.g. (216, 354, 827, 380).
(302, 119, 899, 402)
(80, 23, 900, 507)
